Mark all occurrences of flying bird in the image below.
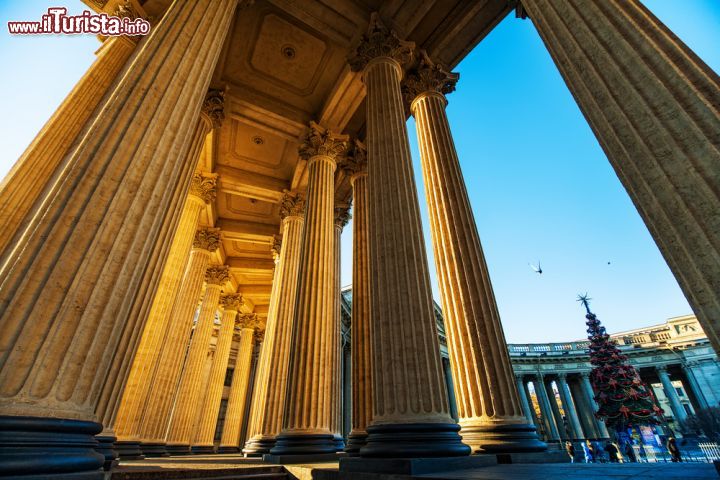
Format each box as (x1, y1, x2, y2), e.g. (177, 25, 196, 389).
(529, 261, 542, 274)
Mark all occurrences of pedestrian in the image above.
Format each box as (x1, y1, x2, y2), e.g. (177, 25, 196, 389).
(624, 442, 637, 463)
(605, 441, 620, 463)
(582, 440, 593, 463)
(566, 441, 576, 463)
(667, 437, 682, 462)
(586, 440, 596, 463)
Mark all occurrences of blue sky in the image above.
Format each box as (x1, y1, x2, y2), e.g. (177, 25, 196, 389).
(2, 1, 719, 342)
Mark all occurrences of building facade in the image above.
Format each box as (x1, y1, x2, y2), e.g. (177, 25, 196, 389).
(0, 0, 718, 477)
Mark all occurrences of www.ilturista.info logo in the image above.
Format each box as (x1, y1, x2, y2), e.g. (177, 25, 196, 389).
(8, 7, 150, 36)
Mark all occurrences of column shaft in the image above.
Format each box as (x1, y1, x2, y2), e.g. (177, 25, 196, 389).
(0, 0, 237, 475)
(349, 16, 468, 457)
(0, 36, 136, 255)
(166, 266, 228, 453)
(516, 377, 534, 423)
(271, 124, 346, 456)
(682, 363, 709, 410)
(219, 327, 256, 452)
(521, 0, 720, 351)
(557, 376, 584, 440)
(580, 374, 609, 438)
(406, 54, 544, 453)
(243, 195, 305, 455)
(658, 367, 688, 423)
(545, 379, 567, 440)
(192, 295, 243, 452)
(534, 377, 560, 442)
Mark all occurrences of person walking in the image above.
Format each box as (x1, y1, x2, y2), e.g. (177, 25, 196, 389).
(565, 441, 576, 463)
(582, 440, 594, 463)
(605, 441, 620, 463)
(667, 437, 682, 462)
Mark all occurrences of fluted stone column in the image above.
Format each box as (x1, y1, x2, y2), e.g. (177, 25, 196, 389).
(137, 228, 220, 455)
(166, 265, 229, 454)
(533, 377, 560, 442)
(0, 0, 239, 476)
(545, 378, 568, 440)
(243, 193, 305, 455)
(557, 375, 583, 440)
(331, 205, 351, 451)
(404, 51, 544, 453)
(219, 322, 257, 452)
(348, 15, 469, 457)
(515, 376, 534, 424)
(192, 294, 245, 453)
(579, 373, 609, 438)
(340, 142, 371, 455)
(115, 171, 218, 457)
(657, 366, 688, 423)
(271, 123, 349, 456)
(519, 0, 720, 352)
(0, 35, 137, 256)
(682, 362, 709, 410)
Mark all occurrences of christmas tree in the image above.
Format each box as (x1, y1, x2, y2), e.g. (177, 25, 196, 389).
(578, 294, 664, 432)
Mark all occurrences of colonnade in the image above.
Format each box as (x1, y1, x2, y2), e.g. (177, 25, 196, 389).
(0, 0, 718, 477)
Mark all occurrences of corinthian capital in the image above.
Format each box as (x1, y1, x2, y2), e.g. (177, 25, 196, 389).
(254, 327, 265, 344)
(220, 293, 244, 312)
(338, 139, 367, 179)
(271, 234, 282, 261)
(402, 51, 459, 107)
(201, 88, 225, 129)
(193, 227, 221, 252)
(189, 173, 218, 204)
(334, 204, 352, 229)
(238, 312, 259, 329)
(348, 13, 414, 72)
(280, 190, 306, 220)
(298, 122, 349, 163)
(205, 265, 230, 286)
(113, 0, 142, 20)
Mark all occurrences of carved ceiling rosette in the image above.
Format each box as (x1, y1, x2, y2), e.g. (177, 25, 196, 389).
(205, 265, 230, 286)
(298, 121, 349, 163)
(189, 173, 218, 204)
(348, 12, 415, 72)
(201, 88, 225, 129)
(220, 293, 244, 312)
(193, 227, 221, 252)
(279, 190, 307, 220)
(338, 139, 367, 179)
(401, 50, 459, 109)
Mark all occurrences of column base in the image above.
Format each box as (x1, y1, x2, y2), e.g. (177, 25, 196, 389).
(269, 433, 336, 455)
(165, 443, 191, 455)
(461, 423, 547, 453)
(340, 454, 495, 475)
(95, 434, 119, 471)
(218, 446, 240, 453)
(140, 442, 170, 457)
(243, 436, 276, 456)
(115, 440, 145, 460)
(333, 433, 345, 451)
(344, 432, 368, 456)
(0, 415, 104, 479)
(360, 423, 471, 458)
(191, 445, 215, 454)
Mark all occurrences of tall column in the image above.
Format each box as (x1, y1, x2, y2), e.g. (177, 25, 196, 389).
(515, 376, 534, 424)
(579, 373, 609, 438)
(219, 321, 257, 452)
(682, 362, 710, 410)
(556, 375, 584, 440)
(403, 51, 545, 453)
(270, 122, 348, 456)
(518, 0, 720, 352)
(545, 378, 568, 440)
(533, 376, 560, 442)
(243, 192, 305, 455)
(115, 171, 218, 457)
(657, 366, 688, 423)
(192, 294, 245, 453)
(137, 228, 221, 455)
(0, 0, 239, 477)
(348, 15, 469, 457)
(0, 34, 137, 255)
(339, 141, 371, 455)
(331, 204, 351, 451)
(166, 265, 229, 454)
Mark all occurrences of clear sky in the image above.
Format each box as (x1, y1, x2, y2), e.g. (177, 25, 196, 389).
(1, 1, 719, 343)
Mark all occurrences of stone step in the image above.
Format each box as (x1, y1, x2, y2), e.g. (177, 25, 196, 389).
(112, 466, 287, 480)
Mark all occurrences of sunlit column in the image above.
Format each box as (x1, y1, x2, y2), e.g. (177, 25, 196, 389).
(533, 376, 560, 442)
(348, 14, 468, 457)
(556, 374, 583, 440)
(657, 366, 688, 423)
(404, 51, 545, 453)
